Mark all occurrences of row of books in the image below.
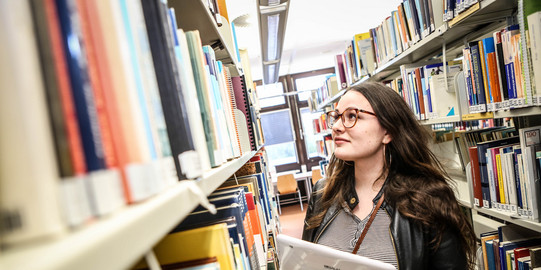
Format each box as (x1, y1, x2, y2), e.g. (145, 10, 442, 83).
(462, 23, 541, 114)
(0, 0, 262, 248)
(132, 151, 279, 270)
(388, 60, 463, 120)
(315, 135, 334, 160)
(480, 224, 541, 270)
(332, 0, 448, 89)
(456, 125, 541, 222)
(308, 75, 340, 112)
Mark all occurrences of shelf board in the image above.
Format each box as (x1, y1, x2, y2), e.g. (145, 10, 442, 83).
(0, 152, 257, 270)
(420, 115, 462, 125)
(169, 0, 241, 76)
(316, 89, 345, 111)
(474, 207, 541, 233)
(493, 106, 541, 118)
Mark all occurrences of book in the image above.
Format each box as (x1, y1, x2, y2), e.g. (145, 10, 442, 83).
(481, 232, 499, 270)
(135, 223, 236, 270)
(0, 0, 65, 245)
(232, 75, 257, 151)
(518, 125, 541, 221)
(185, 30, 222, 167)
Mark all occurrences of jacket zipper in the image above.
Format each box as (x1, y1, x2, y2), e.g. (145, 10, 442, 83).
(384, 207, 400, 270)
(314, 209, 340, 243)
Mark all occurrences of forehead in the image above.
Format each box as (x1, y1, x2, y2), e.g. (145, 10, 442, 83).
(336, 91, 373, 111)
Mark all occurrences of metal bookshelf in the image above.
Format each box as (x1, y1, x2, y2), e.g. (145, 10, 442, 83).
(0, 151, 257, 270)
(170, 0, 242, 76)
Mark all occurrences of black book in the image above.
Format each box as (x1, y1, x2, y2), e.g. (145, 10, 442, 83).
(141, 0, 198, 180)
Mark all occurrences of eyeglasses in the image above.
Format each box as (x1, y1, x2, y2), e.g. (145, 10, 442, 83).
(325, 108, 376, 129)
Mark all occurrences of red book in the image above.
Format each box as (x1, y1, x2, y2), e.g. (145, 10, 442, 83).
(469, 146, 483, 207)
(44, 0, 87, 175)
(414, 68, 425, 119)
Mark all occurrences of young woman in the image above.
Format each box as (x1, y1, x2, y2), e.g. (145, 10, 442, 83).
(302, 82, 476, 269)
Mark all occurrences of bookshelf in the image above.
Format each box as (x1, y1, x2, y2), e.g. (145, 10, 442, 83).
(0, 151, 258, 270)
(361, 0, 516, 83)
(312, 0, 541, 240)
(169, 0, 241, 76)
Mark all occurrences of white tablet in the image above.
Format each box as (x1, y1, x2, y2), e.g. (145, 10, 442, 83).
(276, 234, 396, 270)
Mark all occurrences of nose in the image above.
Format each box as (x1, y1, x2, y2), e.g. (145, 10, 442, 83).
(332, 117, 345, 133)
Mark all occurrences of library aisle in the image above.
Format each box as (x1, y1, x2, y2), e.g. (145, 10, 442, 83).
(278, 203, 308, 240)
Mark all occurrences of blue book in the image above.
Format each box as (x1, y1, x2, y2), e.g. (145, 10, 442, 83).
(470, 42, 487, 105)
(482, 37, 496, 104)
(55, 0, 105, 171)
(486, 239, 496, 270)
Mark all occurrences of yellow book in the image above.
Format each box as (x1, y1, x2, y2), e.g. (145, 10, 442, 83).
(135, 223, 236, 270)
(496, 153, 506, 204)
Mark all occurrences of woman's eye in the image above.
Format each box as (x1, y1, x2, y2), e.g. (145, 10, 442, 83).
(345, 112, 356, 120)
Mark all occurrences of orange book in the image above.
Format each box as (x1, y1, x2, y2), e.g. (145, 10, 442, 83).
(397, 4, 410, 47)
(487, 52, 502, 102)
(76, 0, 118, 169)
(84, 0, 137, 203)
(44, 0, 87, 175)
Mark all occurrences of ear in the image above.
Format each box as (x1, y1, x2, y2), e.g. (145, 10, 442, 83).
(382, 131, 392, 145)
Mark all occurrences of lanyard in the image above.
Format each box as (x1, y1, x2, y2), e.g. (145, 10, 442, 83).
(352, 194, 385, 254)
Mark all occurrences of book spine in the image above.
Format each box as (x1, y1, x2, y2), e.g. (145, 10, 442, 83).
(56, 0, 106, 172)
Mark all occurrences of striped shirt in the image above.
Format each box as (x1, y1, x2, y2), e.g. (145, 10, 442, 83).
(317, 203, 398, 269)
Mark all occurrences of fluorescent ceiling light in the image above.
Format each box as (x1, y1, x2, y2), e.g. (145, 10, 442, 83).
(266, 14, 280, 61)
(258, 0, 290, 84)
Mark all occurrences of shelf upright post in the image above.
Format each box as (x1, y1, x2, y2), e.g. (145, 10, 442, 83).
(144, 250, 161, 270)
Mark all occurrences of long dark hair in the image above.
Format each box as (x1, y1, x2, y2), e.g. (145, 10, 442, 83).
(307, 82, 476, 268)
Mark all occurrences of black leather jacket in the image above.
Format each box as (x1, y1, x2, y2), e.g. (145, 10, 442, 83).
(302, 178, 468, 270)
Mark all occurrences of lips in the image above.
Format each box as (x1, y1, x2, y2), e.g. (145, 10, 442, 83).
(334, 137, 349, 144)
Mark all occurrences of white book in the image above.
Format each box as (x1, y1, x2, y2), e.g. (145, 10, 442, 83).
(0, 0, 65, 244)
(527, 11, 541, 104)
(519, 125, 541, 221)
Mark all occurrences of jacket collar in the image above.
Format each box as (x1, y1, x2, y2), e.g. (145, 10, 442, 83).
(344, 174, 388, 210)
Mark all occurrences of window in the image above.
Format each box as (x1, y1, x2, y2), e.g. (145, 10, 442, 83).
(300, 107, 321, 159)
(260, 109, 298, 167)
(256, 68, 334, 173)
(256, 82, 285, 108)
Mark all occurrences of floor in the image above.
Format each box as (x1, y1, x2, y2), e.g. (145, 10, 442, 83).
(278, 203, 308, 239)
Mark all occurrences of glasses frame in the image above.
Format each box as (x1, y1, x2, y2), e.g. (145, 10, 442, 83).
(325, 107, 376, 129)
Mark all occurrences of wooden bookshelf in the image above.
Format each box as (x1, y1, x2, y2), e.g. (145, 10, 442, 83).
(169, 0, 242, 76)
(0, 151, 257, 270)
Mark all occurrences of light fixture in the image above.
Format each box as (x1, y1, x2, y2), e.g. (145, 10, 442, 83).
(257, 0, 289, 84)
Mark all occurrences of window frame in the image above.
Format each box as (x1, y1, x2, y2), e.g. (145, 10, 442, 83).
(256, 67, 335, 173)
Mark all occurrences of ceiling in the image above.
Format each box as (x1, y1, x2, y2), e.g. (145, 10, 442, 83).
(226, 0, 404, 83)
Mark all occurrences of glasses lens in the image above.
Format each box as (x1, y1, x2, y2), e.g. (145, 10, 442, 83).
(343, 109, 358, 128)
(326, 112, 337, 128)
